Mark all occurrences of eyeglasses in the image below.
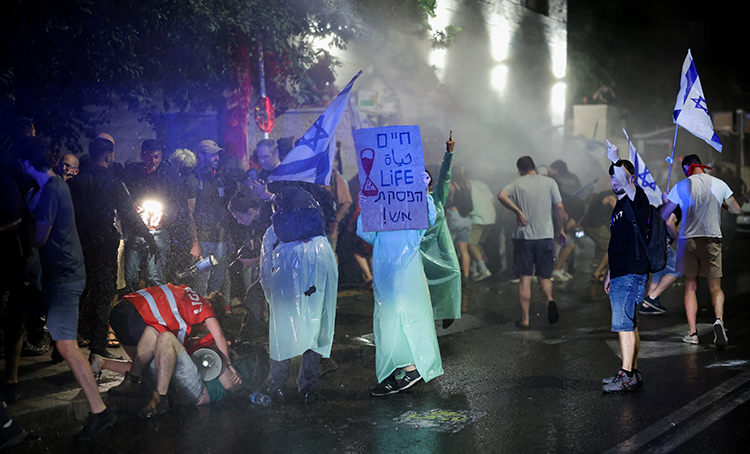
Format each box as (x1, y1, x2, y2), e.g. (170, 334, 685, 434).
(61, 163, 78, 170)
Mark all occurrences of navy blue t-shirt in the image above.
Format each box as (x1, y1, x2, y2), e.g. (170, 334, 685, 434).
(608, 186, 650, 279)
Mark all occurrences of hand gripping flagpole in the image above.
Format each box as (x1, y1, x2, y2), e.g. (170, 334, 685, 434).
(666, 124, 679, 191)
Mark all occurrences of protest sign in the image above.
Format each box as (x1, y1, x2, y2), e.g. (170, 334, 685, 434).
(353, 125, 429, 232)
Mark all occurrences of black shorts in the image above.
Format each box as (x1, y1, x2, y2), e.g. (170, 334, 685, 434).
(512, 238, 554, 279)
(109, 300, 146, 347)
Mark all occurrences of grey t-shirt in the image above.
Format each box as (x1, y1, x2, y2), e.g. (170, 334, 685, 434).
(502, 174, 562, 240)
(34, 176, 85, 283)
(667, 173, 733, 239)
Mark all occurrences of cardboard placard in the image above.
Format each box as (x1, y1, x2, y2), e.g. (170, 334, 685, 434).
(353, 125, 428, 232)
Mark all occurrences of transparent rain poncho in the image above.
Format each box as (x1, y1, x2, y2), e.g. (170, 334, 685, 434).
(357, 197, 444, 383)
(260, 225, 338, 361)
(419, 151, 462, 320)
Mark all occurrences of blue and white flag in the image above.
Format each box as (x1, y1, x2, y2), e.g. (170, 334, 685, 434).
(672, 49, 722, 152)
(623, 128, 662, 207)
(268, 70, 362, 185)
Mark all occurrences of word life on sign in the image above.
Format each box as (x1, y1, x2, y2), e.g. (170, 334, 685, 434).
(354, 125, 429, 232)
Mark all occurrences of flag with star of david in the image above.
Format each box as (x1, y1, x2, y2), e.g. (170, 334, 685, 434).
(672, 49, 722, 152)
(623, 128, 662, 207)
(268, 70, 362, 185)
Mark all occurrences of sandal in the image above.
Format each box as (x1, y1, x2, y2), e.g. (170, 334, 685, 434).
(107, 331, 121, 349)
(514, 319, 530, 329)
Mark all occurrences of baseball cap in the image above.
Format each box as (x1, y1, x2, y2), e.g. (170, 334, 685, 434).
(195, 139, 223, 155)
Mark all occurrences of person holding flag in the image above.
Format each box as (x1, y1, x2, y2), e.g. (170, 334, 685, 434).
(660, 155, 740, 347)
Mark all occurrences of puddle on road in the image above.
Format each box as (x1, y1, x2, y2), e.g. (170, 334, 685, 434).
(393, 409, 486, 433)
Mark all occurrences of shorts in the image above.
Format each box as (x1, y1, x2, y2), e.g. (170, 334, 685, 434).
(584, 225, 610, 252)
(609, 273, 647, 332)
(110, 300, 147, 347)
(446, 209, 472, 244)
(144, 350, 205, 407)
(651, 246, 680, 283)
(43, 278, 86, 341)
(676, 237, 722, 279)
(468, 224, 487, 245)
(512, 239, 554, 279)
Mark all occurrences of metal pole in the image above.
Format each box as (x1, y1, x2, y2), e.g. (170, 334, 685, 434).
(257, 36, 269, 139)
(666, 124, 679, 191)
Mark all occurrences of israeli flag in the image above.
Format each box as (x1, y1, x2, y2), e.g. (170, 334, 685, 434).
(268, 70, 362, 185)
(623, 129, 662, 207)
(672, 49, 722, 152)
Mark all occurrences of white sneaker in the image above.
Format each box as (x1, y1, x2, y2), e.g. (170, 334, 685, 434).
(713, 319, 728, 349)
(682, 332, 699, 344)
(551, 269, 571, 282)
(472, 269, 492, 282)
(562, 270, 574, 280)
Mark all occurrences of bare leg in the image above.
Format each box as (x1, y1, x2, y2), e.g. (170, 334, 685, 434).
(131, 326, 159, 377)
(518, 276, 533, 325)
(553, 243, 576, 271)
(619, 329, 639, 371)
(594, 252, 609, 279)
(684, 277, 699, 334)
(707, 277, 724, 321)
(153, 332, 184, 395)
(353, 253, 372, 282)
(99, 357, 133, 376)
(647, 274, 678, 300)
(538, 277, 554, 303)
(55, 339, 106, 414)
(457, 242, 470, 278)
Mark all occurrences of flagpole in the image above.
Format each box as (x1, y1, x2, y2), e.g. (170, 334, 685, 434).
(666, 124, 679, 191)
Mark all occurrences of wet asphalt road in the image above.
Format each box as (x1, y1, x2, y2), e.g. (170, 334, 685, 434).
(10, 235, 750, 454)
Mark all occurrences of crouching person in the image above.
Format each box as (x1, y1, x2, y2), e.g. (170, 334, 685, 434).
(260, 187, 338, 404)
(96, 285, 242, 416)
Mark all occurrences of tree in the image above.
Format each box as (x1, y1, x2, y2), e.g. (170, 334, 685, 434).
(0, 0, 449, 155)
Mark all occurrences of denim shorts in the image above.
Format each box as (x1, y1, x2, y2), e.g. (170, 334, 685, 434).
(609, 273, 648, 332)
(651, 246, 680, 283)
(512, 238, 554, 279)
(43, 278, 86, 341)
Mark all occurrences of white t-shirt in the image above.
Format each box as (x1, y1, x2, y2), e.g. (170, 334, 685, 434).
(667, 173, 733, 238)
(502, 174, 562, 240)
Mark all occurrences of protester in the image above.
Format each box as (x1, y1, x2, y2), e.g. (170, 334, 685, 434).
(638, 210, 681, 315)
(19, 137, 116, 442)
(358, 181, 443, 396)
(581, 190, 617, 283)
(193, 139, 231, 297)
(0, 389, 30, 449)
(468, 175, 496, 282)
(324, 152, 353, 254)
(55, 154, 80, 182)
(601, 144, 650, 393)
(122, 139, 179, 293)
(497, 156, 566, 328)
(259, 187, 338, 403)
(102, 285, 242, 416)
(420, 132, 462, 328)
(660, 154, 741, 347)
(169, 148, 201, 268)
(446, 168, 474, 282)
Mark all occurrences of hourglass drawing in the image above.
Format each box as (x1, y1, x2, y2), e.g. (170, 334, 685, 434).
(360, 148, 379, 197)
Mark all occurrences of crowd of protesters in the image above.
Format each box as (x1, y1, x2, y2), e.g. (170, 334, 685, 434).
(1, 116, 747, 448)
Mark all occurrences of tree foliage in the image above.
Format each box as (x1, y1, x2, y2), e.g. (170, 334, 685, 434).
(0, 0, 445, 153)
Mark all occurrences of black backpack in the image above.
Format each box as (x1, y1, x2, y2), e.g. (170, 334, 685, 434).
(621, 198, 667, 273)
(452, 183, 474, 217)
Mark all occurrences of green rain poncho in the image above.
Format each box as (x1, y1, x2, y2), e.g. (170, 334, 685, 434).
(357, 198, 444, 383)
(260, 225, 338, 361)
(420, 151, 462, 320)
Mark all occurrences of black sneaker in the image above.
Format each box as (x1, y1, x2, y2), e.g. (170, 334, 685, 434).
(602, 369, 642, 385)
(640, 296, 667, 314)
(397, 369, 422, 391)
(74, 408, 116, 443)
(548, 301, 560, 325)
(0, 419, 27, 450)
(0, 382, 20, 405)
(108, 372, 148, 397)
(299, 387, 319, 404)
(370, 376, 400, 397)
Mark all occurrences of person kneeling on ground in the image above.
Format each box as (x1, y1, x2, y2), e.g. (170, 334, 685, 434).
(94, 286, 243, 416)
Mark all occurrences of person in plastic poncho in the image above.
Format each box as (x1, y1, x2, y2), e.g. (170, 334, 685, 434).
(260, 187, 338, 404)
(357, 172, 444, 397)
(420, 133, 462, 329)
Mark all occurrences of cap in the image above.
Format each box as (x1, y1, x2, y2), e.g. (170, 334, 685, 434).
(195, 139, 223, 155)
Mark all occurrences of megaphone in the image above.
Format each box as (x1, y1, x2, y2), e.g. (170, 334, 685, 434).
(191, 348, 222, 381)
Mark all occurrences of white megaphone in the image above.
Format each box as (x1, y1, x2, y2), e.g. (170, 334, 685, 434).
(191, 348, 222, 381)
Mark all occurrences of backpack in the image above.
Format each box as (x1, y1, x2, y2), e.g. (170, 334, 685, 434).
(452, 183, 474, 217)
(621, 198, 667, 273)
